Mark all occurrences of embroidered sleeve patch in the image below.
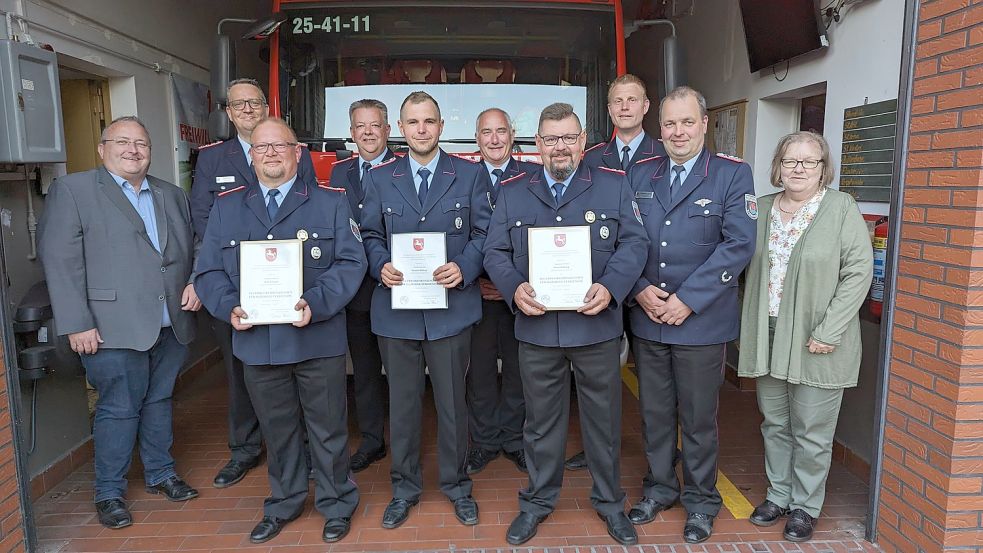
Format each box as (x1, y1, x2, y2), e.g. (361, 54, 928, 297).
(350, 218, 362, 242)
(745, 194, 758, 220)
(632, 200, 643, 225)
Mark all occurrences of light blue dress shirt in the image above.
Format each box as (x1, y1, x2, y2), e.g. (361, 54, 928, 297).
(109, 171, 170, 327)
(408, 152, 442, 194)
(358, 151, 389, 180)
(258, 175, 297, 208)
(543, 169, 575, 201)
(615, 131, 646, 164)
(483, 158, 511, 182)
(671, 152, 701, 188)
(237, 135, 252, 165)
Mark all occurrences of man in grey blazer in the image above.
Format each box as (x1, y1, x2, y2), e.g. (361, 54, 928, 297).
(39, 116, 202, 530)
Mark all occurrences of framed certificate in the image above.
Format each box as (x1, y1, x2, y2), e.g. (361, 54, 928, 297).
(528, 226, 592, 311)
(390, 232, 448, 309)
(239, 239, 304, 325)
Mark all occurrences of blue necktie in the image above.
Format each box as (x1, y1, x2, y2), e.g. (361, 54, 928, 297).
(417, 167, 431, 205)
(266, 188, 280, 222)
(354, 160, 371, 197)
(670, 165, 684, 199)
(621, 145, 631, 170)
(491, 168, 503, 204)
(552, 182, 564, 205)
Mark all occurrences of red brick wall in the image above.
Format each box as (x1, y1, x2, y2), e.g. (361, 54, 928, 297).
(0, 347, 26, 551)
(878, 0, 983, 551)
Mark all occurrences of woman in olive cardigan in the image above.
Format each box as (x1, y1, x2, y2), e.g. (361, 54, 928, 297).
(738, 131, 873, 542)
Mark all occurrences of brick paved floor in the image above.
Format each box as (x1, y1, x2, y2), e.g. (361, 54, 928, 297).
(34, 362, 875, 552)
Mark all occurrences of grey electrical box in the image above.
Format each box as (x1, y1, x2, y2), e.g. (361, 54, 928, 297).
(0, 40, 65, 163)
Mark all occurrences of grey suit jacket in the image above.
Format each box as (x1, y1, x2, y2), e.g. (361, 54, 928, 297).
(39, 167, 197, 350)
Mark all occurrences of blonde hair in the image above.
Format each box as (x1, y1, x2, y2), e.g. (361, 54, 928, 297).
(769, 131, 834, 189)
(607, 74, 648, 102)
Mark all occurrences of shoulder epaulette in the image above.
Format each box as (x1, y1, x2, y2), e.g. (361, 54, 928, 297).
(217, 185, 245, 197)
(318, 184, 347, 192)
(501, 172, 527, 186)
(374, 157, 398, 169)
(598, 166, 626, 175)
(634, 155, 662, 165)
(716, 152, 744, 163)
(450, 153, 481, 164)
(585, 142, 606, 153)
(199, 140, 223, 150)
(332, 156, 355, 165)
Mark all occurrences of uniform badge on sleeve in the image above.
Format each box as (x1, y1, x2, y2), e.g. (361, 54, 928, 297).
(349, 218, 362, 242)
(632, 200, 643, 224)
(745, 194, 758, 220)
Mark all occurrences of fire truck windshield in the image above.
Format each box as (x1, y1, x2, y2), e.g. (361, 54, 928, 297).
(277, 3, 617, 149)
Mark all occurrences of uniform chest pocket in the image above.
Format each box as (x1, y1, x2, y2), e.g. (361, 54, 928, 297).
(382, 201, 404, 230)
(220, 239, 240, 277)
(507, 214, 537, 257)
(442, 196, 470, 234)
(687, 204, 723, 245)
(208, 178, 239, 195)
(304, 226, 335, 268)
(590, 212, 620, 252)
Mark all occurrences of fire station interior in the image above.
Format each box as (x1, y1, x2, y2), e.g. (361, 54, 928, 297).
(0, 0, 905, 550)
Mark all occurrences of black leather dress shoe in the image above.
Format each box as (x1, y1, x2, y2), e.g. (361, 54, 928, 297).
(783, 509, 816, 542)
(381, 498, 418, 529)
(95, 498, 132, 529)
(506, 511, 547, 545)
(453, 496, 479, 525)
(564, 451, 588, 471)
(145, 476, 199, 502)
(213, 458, 259, 488)
(350, 447, 386, 473)
(750, 499, 788, 527)
(683, 512, 715, 543)
(599, 512, 638, 546)
(250, 516, 291, 544)
(465, 447, 500, 474)
(628, 497, 672, 525)
(322, 517, 352, 542)
(503, 449, 528, 473)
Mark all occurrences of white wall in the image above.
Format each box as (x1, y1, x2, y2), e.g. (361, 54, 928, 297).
(627, 0, 905, 215)
(1, 0, 268, 183)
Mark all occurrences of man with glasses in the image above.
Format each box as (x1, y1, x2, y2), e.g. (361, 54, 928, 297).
(567, 74, 669, 472)
(483, 103, 648, 546)
(464, 107, 538, 476)
(360, 91, 492, 529)
(39, 116, 202, 529)
(191, 78, 316, 489)
(328, 99, 395, 473)
(625, 86, 756, 543)
(195, 117, 366, 544)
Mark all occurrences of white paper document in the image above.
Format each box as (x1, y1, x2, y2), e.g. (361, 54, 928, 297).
(239, 239, 304, 325)
(390, 232, 448, 309)
(527, 226, 593, 311)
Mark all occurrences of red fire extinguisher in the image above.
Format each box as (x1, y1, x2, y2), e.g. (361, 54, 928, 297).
(870, 217, 888, 319)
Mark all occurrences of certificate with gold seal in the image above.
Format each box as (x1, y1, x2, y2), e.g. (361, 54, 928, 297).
(390, 232, 448, 309)
(239, 239, 304, 324)
(528, 226, 592, 311)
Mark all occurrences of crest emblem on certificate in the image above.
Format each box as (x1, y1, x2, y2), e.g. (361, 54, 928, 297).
(554, 233, 567, 247)
(265, 247, 277, 262)
(745, 194, 758, 220)
(413, 237, 425, 251)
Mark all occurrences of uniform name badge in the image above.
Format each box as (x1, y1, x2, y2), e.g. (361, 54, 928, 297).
(527, 225, 592, 311)
(238, 239, 304, 325)
(390, 232, 448, 309)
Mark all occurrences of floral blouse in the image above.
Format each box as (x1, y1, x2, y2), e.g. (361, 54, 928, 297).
(767, 188, 827, 316)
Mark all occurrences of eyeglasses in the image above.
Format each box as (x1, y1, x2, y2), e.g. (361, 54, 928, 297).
(102, 138, 150, 150)
(228, 98, 267, 111)
(250, 142, 297, 154)
(609, 97, 642, 107)
(781, 158, 823, 169)
(538, 133, 582, 146)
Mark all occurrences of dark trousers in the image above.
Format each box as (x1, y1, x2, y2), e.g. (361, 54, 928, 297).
(244, 355, 358, 520)
(379, 331, 473, 502)
(518, 338, 625, 517)
(466, 300, 523, 453)
(82, 327, 187, 502)
(212, 319, 262, 463)
(634, 338, 725, 515)
(346, 307, 387, 453)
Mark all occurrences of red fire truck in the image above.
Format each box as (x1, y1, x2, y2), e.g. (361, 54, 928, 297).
(221, 0, 629, 181)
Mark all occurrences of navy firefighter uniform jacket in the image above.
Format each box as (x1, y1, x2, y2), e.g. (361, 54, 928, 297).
(194, 177, 367, 366)
(360, 151, 493, 341)
(627, 148, 757, 345)
(482, 164, 650, 348)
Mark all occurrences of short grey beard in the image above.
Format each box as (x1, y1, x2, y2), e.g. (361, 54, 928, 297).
(547, 163, 574, 182)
